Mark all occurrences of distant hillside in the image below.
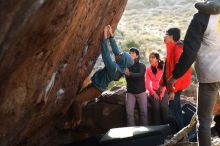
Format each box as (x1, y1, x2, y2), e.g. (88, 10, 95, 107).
(117, 0, 200, 61)
(126, 0, 197, 10)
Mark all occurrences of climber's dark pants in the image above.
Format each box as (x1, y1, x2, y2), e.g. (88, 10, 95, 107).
(72, 83, 101, 125)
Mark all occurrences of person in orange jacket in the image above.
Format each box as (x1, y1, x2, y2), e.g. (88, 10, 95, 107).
(159, 28, 192, 131)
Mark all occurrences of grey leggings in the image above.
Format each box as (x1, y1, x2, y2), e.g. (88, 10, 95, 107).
(126, 92, 148, 126)
(197, 82, 220, 146)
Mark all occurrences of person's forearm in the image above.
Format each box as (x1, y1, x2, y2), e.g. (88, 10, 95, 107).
(147, 87, 155, 95)
(109, 37, 120, 56)
(101, 39, 116, 70)
(172, 13, 209, 79)
(128, 72, 144, 78)
(128, 67, 145, 78)
(145, 73, 156, 95)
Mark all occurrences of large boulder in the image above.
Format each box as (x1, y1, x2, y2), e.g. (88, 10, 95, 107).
(0, 0, 127, 145)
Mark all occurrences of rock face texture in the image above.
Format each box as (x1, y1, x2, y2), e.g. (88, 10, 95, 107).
(0, 0, 127, 145)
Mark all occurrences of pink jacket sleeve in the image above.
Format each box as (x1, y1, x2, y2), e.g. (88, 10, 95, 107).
(145, 68, 155, 95)
(159, 86, 166, 100)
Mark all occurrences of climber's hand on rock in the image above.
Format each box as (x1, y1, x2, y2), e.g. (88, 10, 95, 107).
(108, 25, 114, 37)
(104, 26, 108, 39)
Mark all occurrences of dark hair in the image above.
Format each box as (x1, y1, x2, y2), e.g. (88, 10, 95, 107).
(149, 52, 164, 75)
(129, 47, 140, 62)
(129, 47, 139, 56)
(167, 28, 181, 42)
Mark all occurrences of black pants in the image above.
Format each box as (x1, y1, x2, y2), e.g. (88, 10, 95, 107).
(149, 92, 169, 125)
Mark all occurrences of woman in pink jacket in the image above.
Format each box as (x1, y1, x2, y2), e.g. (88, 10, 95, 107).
(145, 52, 168, 125)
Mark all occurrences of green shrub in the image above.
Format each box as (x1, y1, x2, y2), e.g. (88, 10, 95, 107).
(108, 77, 126, 89)
(125, 40, 140, 50)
